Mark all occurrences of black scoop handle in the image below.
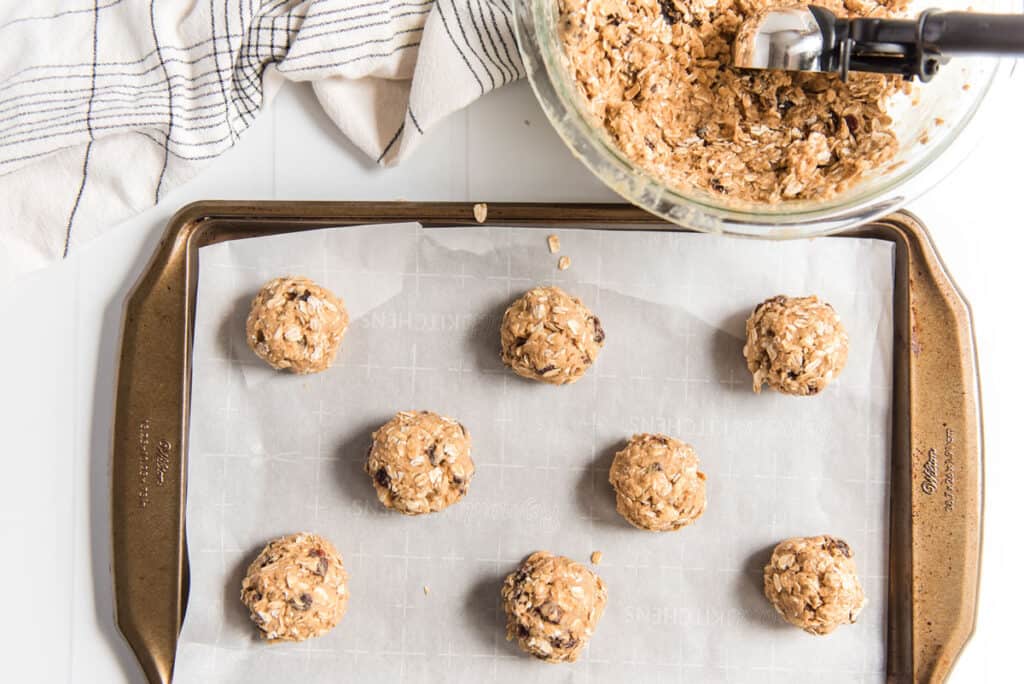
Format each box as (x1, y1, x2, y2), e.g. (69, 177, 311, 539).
(922, 11, 1024, 55)
(839, 9, 1024, 80)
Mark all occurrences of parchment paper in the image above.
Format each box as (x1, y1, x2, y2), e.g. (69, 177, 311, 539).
(177, 222, 894, 684)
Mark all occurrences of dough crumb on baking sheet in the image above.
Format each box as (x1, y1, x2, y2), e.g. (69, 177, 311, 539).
(473, 203, 487, 223)
(558, 0, 911, 202)
(423, 585, 430, 596)
(590, 550, 603, 565)
(547, 234, 561, 253)
(557, 255, 571, 271)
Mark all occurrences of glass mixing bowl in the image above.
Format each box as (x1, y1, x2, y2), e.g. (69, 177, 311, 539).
(513, 0, 1017, 237)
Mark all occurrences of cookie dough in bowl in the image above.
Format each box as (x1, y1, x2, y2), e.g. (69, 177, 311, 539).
(559, 0, 912, 203)
(516, 0, 1006, 237)
(609, 433, 707, 531)
(763, 535, 866, 635)
(501, 551, 608, 663)
(240, 532, 349, 642)
(743, 295, 848, 396)
(245, 276, 349, 374)
(500, 286, 605, 385)
(365, 410, 475, 515)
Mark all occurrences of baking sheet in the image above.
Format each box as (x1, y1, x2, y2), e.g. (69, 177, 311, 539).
(177, 222, 895, 684)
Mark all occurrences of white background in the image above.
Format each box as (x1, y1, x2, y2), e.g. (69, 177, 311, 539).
(0, 74, 1021, 682)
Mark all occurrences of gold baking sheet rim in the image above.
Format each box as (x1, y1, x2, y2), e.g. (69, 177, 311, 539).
(110, 201, 983, 684)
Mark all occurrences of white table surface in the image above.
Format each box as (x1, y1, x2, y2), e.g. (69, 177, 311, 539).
(1, 75, 1022, 683)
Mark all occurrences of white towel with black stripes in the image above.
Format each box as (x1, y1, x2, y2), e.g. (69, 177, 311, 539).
(0, 0, 523, 279)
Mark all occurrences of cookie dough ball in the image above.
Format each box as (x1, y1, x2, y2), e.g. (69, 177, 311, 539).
(240, 532, 349, 642)
(365, 410, 475, 515)
(763, 535, 866, 635)
(609, 433, 707, 531)
(245, 276, 349, 374)
(501, 551, 608, 663)
(500, 286, 605, 385)
(743, 295, 848, 396)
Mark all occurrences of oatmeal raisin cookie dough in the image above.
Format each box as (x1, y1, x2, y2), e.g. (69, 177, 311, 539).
(609, 433, 707, 531)
(500, 286, 605, 385)
(501, 551, 608, 663)
(743, 295, 848, 396)
(365, 410, 474, 515)
(763, 535, 866, 635)
(240, 532, 349, 642)
(245, 276, 349, 374)
(559, 0, 910, 202)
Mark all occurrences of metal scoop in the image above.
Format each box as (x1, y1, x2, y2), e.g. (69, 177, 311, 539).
(733, 6, 1024, 81)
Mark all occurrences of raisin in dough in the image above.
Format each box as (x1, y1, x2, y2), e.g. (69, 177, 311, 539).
(500, 286, 605, 385)
(245, 276, 349, 374)
(743, 295, 848, 396)
(763, 535, 866, 635)
(502, 551, 608, 663)
(240, 532, 349, 642)
(609, 433, 707, 531)
(365, 411, 475, 515)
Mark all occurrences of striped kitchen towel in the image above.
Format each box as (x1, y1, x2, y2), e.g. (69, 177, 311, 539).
(0, 0, 523, 279)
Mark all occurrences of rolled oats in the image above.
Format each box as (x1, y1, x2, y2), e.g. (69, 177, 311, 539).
(501, 551, 608, 663)
(500, 286, 605, 385)
(365, 410, 475, 515)
(245, 276, 348, 374)
(239, 532, 349, 642)
(763, 535, 866, 635)
(473, 203, 488, 223)
(743, 294, 849, 396)
(559, 0, 910, 202)
(609, 433, 707, 531)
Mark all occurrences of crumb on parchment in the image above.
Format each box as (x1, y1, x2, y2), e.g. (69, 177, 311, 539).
(547, 234, 561, 253)
(558, 256, 571, 271)
(590, 550, 603, 565)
